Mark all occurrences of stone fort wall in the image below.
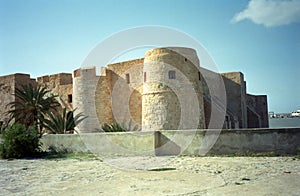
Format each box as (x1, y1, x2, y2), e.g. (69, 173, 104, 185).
(0, 73, 73, 127)
(0, 47, 269, 132)
(74, 47, 208, 132)
(247, 94, 269, 128)
(37, 73, 73, 110)
(0, 73, 36, 125)
(143, 47, 205, 131)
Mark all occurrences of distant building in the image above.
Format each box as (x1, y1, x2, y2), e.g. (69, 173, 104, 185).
(0, 47, 269, 132)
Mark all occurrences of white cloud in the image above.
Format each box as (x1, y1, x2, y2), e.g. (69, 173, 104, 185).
(231, 0, 300, 27)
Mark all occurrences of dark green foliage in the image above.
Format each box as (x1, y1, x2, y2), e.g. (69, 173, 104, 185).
(6, 83, 59, 130)
(101, 120, 141, 132)
(41, 108, 87, 134)
(0, 123, 41, 159)
(101, 123, 127, 132)
(121, 119, 141, 132)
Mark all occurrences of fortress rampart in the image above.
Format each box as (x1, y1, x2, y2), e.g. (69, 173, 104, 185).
(0, 47, 269, 132)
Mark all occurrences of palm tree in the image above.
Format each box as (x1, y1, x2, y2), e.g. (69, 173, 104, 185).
(41, 108, 87, 134)
(6, 83, 60, 131)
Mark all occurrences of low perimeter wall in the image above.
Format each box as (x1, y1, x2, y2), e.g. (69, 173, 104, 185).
(40, 128, 300, 156)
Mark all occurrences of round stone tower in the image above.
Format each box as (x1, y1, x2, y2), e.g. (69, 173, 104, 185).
(73, 67, 100, 133)
(142, 47, 206, 131)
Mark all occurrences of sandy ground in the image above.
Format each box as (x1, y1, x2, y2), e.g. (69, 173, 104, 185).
(0, 155, 299, 195)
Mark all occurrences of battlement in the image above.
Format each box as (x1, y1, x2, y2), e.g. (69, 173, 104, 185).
(221, 72, 244, 85)
(37, 73, 72, 85)
(73, 66, 97, 78)
(107, 58, 144, 76)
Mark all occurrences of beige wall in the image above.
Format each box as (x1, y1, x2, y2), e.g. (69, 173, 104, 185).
(0, 74, 36, 125)
(0, 74, 16, 124)
(95, 69, 113, 125)
(40, 132, 155, 156)
(95, 58, 144, 128)
(39, 128, 300, 156)
(37, 73, 73, 110)
(73, 47, 268, 132)
(73, 67, 100, 133)
(155, 128, 300, 155)
(142, 48, 206, 131)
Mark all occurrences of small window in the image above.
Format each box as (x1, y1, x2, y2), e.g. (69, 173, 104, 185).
(144, 72, 146, 82)
(68, 94, 72, 103)
(198, 71, 201, 81)
(168, 70, 176, 79)
(184, 58, 187, 62)
(126, 73, 130, 84)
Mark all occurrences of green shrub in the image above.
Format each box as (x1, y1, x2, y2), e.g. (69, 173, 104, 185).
(101, 120, 141, 132)
(121, 119, 141, 132)
(0, 123, 42, 159)
(102, 123, 126, 132)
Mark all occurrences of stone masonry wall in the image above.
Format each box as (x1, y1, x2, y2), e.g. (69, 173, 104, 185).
(95, 69, 113, 125)
(0, 48, 269, 132)
(254, 95, 269, 128)
(143, 48, 206, 131)
(0, 74, 16, 124)
(221, 72, 247, 128)
(95, 59, 144, 128)
(73, 67, 100, 133)
(246, 94, 269, 128)
(0, 74, 36, 125)
(200, 68, 228, 129)
(37, 73, 73, 110)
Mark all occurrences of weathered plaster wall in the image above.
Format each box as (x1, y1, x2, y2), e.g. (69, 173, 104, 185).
(41, 132, 155, 156)
(155, 128, 300, 155)
(39, 128, 300, 156)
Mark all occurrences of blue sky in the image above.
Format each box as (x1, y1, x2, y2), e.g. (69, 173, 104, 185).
(0, 0, 299, 113)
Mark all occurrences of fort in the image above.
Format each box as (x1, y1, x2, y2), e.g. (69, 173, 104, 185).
(0, 47, 268, 132)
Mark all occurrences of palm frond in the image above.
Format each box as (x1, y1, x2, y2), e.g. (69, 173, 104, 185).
(42, 108, 87, 134)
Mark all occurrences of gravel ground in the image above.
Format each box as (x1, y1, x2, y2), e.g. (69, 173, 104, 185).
(0, 156, 299, 195)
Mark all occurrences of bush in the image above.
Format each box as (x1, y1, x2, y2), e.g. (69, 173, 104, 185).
(101, 120, 141, 132)
(102, 123, 126, 132)
(0, 123, 42, 159)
